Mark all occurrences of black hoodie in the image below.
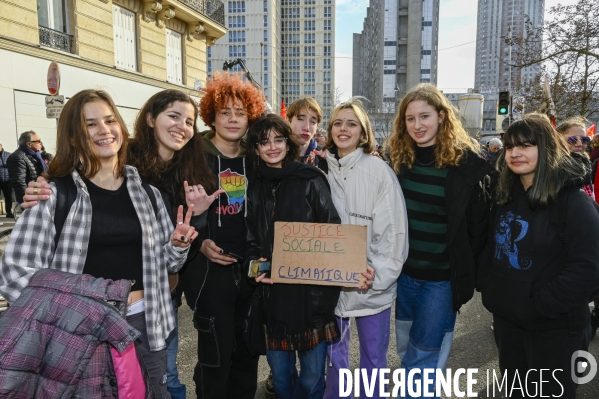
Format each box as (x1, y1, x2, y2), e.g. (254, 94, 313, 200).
(478, 179, 599, 330)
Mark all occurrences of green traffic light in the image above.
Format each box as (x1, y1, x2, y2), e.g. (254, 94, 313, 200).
(498, 107, 508, 115)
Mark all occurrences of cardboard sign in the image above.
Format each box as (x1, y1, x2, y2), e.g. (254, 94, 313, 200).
(271, 222, 367, 287)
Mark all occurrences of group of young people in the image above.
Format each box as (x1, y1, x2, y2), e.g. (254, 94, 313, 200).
(0, 71, 597, 399)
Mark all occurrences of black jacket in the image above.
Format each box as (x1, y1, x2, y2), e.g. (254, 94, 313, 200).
(478, 182, 599, 330)
(7, 147, 44, 202)
(397, 150, 493, 311)
(245, 165, 341, 327)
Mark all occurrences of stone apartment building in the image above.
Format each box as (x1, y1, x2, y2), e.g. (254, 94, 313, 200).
(0, 0, 225, 152)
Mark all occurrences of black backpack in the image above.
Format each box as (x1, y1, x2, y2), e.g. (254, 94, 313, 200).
(52, 175, 158, 248)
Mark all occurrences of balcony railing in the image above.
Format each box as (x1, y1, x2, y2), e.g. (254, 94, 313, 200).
(178, 0, 225, 27)
(38, 25, 73, 53)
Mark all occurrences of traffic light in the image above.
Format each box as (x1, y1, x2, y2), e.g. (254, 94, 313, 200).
(498, 91, 510, 116)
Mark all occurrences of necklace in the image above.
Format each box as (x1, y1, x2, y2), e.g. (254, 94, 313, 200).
(415, 158, 435, 166)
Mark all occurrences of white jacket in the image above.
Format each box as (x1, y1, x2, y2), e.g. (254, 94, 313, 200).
(326, 149, 409, 317)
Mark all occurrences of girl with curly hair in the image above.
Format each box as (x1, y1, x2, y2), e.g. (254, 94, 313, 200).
(386, 83, 492, 397)
(179, 72, 267, 399)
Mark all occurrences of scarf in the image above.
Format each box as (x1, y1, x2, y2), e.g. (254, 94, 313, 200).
(257, 161, 328, 351)
(21, 145, 48, 172)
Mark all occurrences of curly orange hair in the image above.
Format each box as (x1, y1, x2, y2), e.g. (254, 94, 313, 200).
(199, 72, 266, 128)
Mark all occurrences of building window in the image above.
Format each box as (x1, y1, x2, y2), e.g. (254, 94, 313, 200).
(228, 16, 245, 28)
(283, 59, 300, 70)
(304, 85, 315, 95)
(384, 41, 397, 46)
(228, 1, 245, 13)
(323, 83, 331, 94)
(323, 59, 331, 69)
(323, 46, 331, 57)
(38, 0, 73, 53)
(264, 46, 268, 56)
(263, 0, 267, 11)
(304, 59, 315, 69)
(207, 47, 212, 58)
(229, 31, 246, 43)
(264, 30, 268, 42)
(304, 72, 315, 82)
(323, 20, 331, 31)
(324, 6, 331, 17)
(304, 0, 315, 4)
(324, 33, 331, 44)
(264, 59, 268, 71)
(304, 7, 315, 18)
(384, 70, 395, 74)
(208, 60, 212, 73)
(304, 21, 315, 31)
(304, 33, 315, 44)
(384, 59, 396, 65)
(422, 50, 432, 55)
(229, 45, 247, 57)
(264, 74, 268, 86)
(304, 46, 315, 57)
(421, 69, 431, 74)
(112, 5, 136, 71)
(264, 15, 268, 27)
(166, 29, 183, 84)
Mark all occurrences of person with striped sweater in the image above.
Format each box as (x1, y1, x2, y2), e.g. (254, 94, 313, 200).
(387, 83, 493, 398)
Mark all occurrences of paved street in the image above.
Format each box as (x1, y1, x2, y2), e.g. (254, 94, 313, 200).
(176, 293, 599, 398)
(0, 217, 596, 398)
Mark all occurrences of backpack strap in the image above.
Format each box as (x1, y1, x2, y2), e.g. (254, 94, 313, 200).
(140, 180, 158, 218)
(549, 187, 573, 245)
(52, 175, 77, 249)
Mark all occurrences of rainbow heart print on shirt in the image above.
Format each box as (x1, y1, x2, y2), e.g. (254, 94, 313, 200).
(219, 168, 246, 213)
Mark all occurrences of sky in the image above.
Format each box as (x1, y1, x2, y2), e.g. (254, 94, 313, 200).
(334, 0, 577, 102)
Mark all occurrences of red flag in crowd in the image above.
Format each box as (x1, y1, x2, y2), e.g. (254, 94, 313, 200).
(587, 122, 596, 137)
(280, 99, 287, 119)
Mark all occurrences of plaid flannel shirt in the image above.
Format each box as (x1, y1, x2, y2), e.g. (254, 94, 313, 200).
(0, 166, 189, 351)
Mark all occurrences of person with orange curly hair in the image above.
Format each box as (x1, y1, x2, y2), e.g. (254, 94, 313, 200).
(178, 72, 266, 399)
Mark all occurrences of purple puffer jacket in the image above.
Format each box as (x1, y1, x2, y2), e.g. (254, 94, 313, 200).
(0, 269, 151, 398)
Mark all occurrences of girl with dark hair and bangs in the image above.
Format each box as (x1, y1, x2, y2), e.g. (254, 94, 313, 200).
(244, 114, 351, 399)
(478, 113, 599, 398)
(1, 89, 197, 397)
(20, 89, 223, 399)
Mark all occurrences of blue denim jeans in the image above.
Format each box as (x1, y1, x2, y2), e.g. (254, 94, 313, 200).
(266, 340, 327, 399)
(395, 274, 456, 399)
(165, 299, 186, 399)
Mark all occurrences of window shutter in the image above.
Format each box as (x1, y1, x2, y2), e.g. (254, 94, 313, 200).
(113, 5, 136, 71)
(166, 29, 183, 85)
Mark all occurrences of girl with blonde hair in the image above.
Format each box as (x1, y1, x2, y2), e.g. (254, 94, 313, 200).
(387, 83, 492, 397)
(323, 98, 408, 399)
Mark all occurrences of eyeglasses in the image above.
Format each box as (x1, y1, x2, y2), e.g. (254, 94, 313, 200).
(257, 137, 287, 148)
(567, 136, 590, 145)
(28, 140, 42, 144)
(315, 134, 325, 139)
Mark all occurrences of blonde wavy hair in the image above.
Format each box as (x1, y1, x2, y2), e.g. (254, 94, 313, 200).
(387, 83, 478, 173)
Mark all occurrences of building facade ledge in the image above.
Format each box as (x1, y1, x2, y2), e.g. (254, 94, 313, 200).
(0, 35, 200, 94)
